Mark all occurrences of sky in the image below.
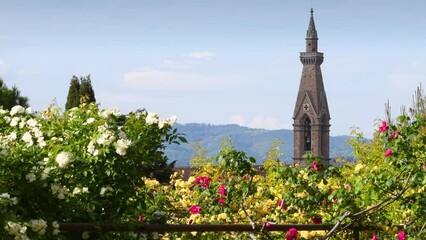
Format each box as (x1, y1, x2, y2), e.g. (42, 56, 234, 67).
(0, 0, 425, 138)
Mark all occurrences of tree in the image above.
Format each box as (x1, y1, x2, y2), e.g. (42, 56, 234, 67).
(0, 78, 29, 110)
(65, 75, 96, 110)
(79, 75, 96, 104)
(65, 76, 80, 110)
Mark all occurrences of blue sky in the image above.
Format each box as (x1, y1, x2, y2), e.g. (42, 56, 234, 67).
(0, 0, 425, 138)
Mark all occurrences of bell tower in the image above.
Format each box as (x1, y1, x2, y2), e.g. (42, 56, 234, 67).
(293, 9, 330, 165)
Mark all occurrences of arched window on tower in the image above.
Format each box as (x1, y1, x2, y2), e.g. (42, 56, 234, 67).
(304, 117, 311, 153)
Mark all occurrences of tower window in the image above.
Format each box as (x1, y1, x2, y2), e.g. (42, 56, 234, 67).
(304, 118, 311, 152)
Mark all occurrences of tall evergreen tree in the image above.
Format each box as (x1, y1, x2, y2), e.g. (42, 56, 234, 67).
(79, 75, 96, 104)
(0, 78, 29, 110)
(65, 76, 81, 110)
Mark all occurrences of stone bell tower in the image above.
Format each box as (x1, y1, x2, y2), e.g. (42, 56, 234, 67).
(293, 9, 330, 165)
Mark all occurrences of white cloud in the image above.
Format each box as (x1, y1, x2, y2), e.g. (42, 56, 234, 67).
(229, 114, 291, 130)
(163, 51, 216, 69)
(185, 51, 216, 60)
(163, 59, 197, 69)
(250, 116, 288, 130)
(229, 115, 246, 126)
(123, 68, 239, 91)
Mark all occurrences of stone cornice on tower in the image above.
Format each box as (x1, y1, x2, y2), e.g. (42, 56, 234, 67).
(300, 52, 323, 65)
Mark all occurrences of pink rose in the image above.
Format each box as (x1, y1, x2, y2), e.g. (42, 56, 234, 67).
(385, 148, 393, 157)
(312, 161, 320, 171)
(219, 184, 226, 196)
(371, 233, 377, 240)
(390, 131, 400, 139)
(278, 199, 284, 207)
(286, 228, 298, 240)
(379, 121, 388, 133)
(277, 199, 287, 210)
(194, 176, 212, 188)
(265, 222, 272, 228)
(218, 198, 225, 205)
(397, 231, 406, 240)
(189, 205, 201, 214)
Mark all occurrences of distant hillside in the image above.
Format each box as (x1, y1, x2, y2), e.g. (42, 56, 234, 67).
(166, 123, 354, 166)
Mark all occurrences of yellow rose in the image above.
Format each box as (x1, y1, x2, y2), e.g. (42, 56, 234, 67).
(354, 163, 365, 172)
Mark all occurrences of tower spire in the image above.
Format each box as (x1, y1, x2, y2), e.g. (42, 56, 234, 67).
(306, 8, 318, 40)
(293, 9, 330, 165)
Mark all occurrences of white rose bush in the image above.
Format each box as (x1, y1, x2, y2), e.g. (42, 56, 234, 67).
(0, 103, 185, 239)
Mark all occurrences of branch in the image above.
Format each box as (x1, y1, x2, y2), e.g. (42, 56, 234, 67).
(418, 221, 426, 237)
(322, 211, 351, 240)
(240, 176, 256, 229)
(324, 171, 413, 239)
(239, 176, 273, 240)
(352, 171, 412, 218)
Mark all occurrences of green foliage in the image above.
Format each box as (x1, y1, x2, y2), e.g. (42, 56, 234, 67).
(2, 85, 425, 239)
(65, 75, 96, 110)
(0, 78, 29, 110)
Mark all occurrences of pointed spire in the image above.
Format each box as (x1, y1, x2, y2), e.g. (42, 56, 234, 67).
(306, 8, 318, 39)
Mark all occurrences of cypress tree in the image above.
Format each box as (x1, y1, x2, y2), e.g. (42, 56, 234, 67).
(0, 78, 29, 110)
(65, 76, 81, 110)
(79, 75, 96, 105)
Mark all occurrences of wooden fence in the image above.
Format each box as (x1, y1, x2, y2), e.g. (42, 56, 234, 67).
(59, 223, 380, 239)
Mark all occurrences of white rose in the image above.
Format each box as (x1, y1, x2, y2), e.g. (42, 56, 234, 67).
(0, 193, 10, 199)
(55, 152, 72, 168)
(26, 173, 36, 182)
(159, 115, 177, 129)
(146, 112, 159, 125)
(29, 219, 47, 235)
(86, 118, 95, 124)
(115, 139, 131, 156)
(10, 117, 19, 126)
(8, 132, 17, 141)
(73, 187, 82, 195)
(22, 132, 33, 146)
(26, 119, 38, 127)
(10, 105, 25, 116)
(167, 115, 177, 126)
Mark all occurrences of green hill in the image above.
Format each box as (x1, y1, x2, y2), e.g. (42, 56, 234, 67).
(166, 123, 354, 166)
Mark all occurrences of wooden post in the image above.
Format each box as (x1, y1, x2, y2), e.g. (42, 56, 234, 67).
(353, 227, 360, 240)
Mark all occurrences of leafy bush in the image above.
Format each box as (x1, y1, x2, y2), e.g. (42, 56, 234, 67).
(0, 103, 185, 239)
